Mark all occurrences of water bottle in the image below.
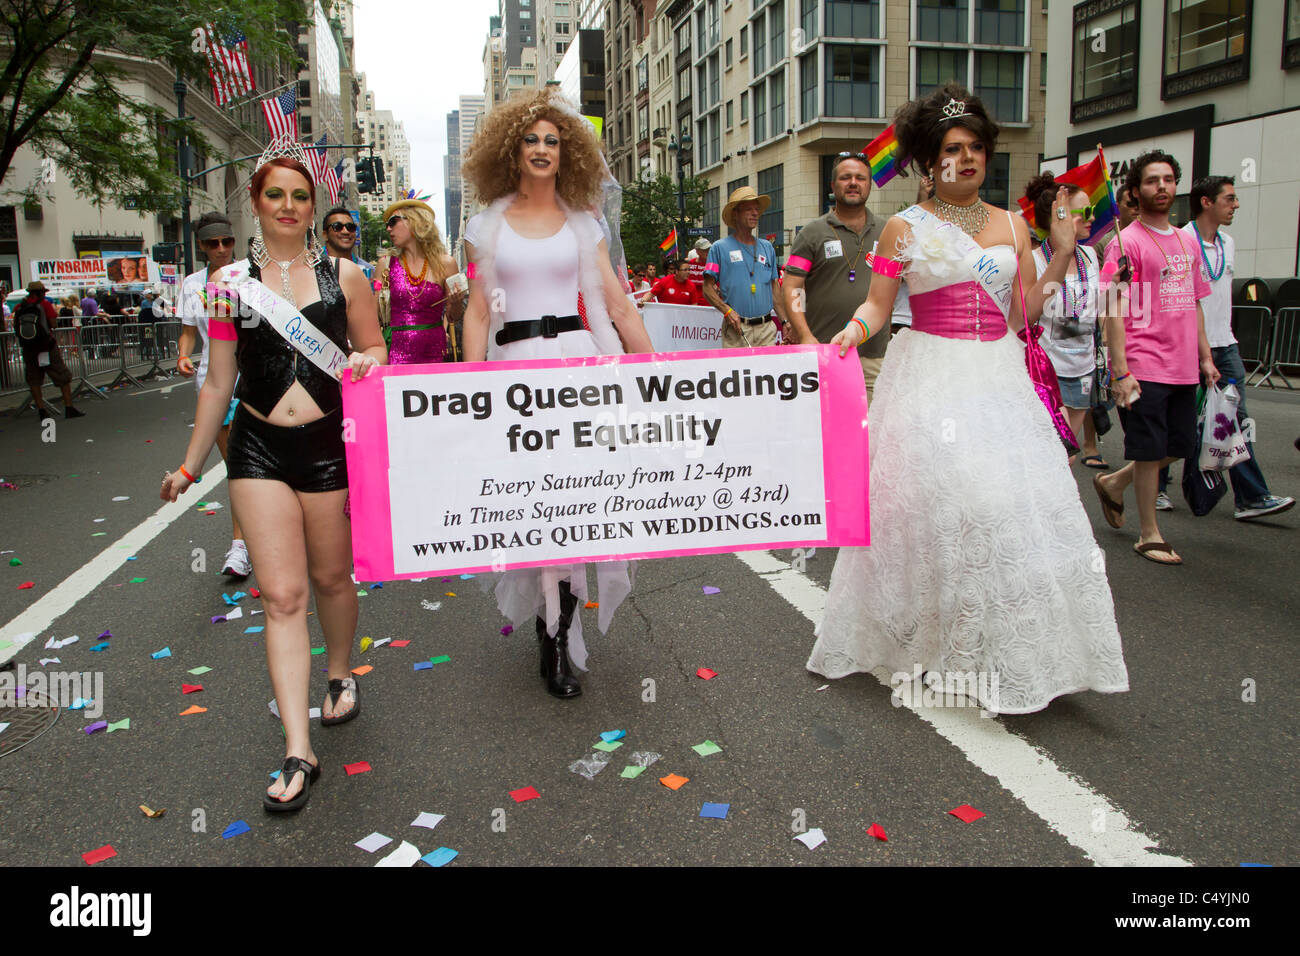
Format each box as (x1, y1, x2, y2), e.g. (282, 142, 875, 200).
(1223, 378, 1240, 405)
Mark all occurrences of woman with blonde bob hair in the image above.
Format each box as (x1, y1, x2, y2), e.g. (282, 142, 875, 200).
(461, 86, 652, 700)
(379, 197, 464, 364)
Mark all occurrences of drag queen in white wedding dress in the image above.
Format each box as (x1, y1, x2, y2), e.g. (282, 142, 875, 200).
(807, 86, 1129, 714)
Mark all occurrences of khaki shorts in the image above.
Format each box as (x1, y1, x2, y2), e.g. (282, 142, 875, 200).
(24, 347, 72, 389)
(721, 318, 778, 348)
(860, 355, 884, 402)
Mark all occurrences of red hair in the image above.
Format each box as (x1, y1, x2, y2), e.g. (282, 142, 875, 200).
(249, 157, 316, 206)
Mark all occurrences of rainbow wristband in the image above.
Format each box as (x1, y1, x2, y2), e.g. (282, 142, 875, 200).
(1112, 371, 1132, 383)
(850, 316, 870, 342)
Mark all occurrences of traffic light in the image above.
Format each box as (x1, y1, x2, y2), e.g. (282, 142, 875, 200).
(356, 158, 376, 194)
(372, 156, 385, 185)
(152, 242, 181, 264)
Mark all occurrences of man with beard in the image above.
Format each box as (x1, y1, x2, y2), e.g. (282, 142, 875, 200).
(1094, 150, 1219, 565)
(782, 152, 887, 396)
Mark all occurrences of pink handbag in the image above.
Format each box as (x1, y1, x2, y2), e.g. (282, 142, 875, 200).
(1015, 250, 1080, 455)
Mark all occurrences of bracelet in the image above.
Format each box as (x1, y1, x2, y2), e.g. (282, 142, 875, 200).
(1111, 371, 1132, 383)
(178, 464, 200, 484)
(849, 316, 870, 342)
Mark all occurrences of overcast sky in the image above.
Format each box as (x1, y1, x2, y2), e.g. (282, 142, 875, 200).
(351, 0, 498, 219)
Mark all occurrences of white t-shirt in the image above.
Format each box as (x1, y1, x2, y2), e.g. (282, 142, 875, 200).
(179, 268, 212, 391)
(1032, 242, 1099, 380)
(1181, 222, 1235, 348)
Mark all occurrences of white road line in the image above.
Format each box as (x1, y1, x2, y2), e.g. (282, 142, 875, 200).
(0, 463, 227, 660)
(130, 382, 183, 396)
(738, 549, 1192, 867)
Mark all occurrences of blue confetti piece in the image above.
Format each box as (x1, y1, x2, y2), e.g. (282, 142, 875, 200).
(89, 642, 109, 652)
(222, 820, 251, 839)
(69, 697, 93, 711)
(421, 847, 458, 867)
(127, 556, 138, 561)
(413, 661, 433, 671)
(1239, 862, 1272, 867)
(245, 626, 264, 634)
(600, 730, 626, 742)
(369, 582, 383, 589)
(151, 647, 171, 659)
(269, 770, 280, 780)
(700, 802, 730, 819)
(459, 573, 475, 580)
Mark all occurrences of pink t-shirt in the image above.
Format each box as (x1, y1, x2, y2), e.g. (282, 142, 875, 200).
(1104, 221, 1209, 385)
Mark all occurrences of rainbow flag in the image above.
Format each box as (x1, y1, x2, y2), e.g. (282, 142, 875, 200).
(1017, 150, 1118, 246)
(863, 125, 906, 188)
(659, 229, 678, 254)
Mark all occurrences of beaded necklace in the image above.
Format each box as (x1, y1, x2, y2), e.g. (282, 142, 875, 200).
(1041, 240, 1090, 318)
(1192, 223, 1226, 281)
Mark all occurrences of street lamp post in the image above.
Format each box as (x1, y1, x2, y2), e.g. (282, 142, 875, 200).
(666, 131, 693, 262)
(174, 74, 193, 275)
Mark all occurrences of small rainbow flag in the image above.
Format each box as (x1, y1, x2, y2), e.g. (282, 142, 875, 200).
(659, 229, 678, 253)
(1017, 149, 1118, 246)
(863, 125, 906, 188)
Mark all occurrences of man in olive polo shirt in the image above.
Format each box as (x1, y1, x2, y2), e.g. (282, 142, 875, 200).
(782, 152, 888, 398)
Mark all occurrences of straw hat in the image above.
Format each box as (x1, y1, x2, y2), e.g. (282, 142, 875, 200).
(722, 186, 771, 228)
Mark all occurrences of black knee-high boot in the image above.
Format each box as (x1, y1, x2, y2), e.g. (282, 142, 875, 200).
(538, 581, 582, 698)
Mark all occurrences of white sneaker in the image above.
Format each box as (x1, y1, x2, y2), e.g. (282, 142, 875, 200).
(1234, 495, 1296, 521)
(1155, 492, 1173, 511)
(221, 541, 252, 579)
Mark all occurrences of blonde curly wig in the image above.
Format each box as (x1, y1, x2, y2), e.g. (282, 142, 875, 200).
(383, 201, 452, 288)
(461, 87, 607, 210)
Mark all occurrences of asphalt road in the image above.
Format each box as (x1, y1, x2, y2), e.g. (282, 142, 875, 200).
(0, 378, 1296, 868)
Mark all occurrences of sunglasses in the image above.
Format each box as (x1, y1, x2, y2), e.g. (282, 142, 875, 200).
(201, 236, 235, 248)
(385, 214, 407, 229)
(1069, 205, 1098, 223)
(326, 221, 358, 233)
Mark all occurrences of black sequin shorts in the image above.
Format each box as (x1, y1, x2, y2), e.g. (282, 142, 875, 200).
(226, 403, 348, 493)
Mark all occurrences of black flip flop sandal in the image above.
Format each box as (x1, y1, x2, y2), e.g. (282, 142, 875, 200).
(1081, 454, 1109, 469)
(263, 756, 320, 812)
(321, 676, 360, 726)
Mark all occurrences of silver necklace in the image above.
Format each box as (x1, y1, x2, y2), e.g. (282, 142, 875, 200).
(931, 195, 989, 237)
(268, 250, 305, 306)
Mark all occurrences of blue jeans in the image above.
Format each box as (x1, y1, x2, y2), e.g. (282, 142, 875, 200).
(1159, 344, 1271, 505)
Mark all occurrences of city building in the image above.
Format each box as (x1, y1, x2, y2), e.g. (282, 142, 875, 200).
(356, 108, 411, 216)
(445, 110, 463, 245)
(1044, 0, 1300, 276)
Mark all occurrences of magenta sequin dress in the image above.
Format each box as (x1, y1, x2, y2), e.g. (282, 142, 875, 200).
(388, 257, 449, 365)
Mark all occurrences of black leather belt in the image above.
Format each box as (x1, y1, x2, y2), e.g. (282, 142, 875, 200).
(495, 314, 583, 346)
(737, 315, 769, 326)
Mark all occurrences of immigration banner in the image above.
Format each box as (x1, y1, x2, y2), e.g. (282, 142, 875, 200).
(343, 347, 869, 579)
(641, 302, 727, 351)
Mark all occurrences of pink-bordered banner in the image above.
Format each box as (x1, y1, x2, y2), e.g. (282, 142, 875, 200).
(343, 346, 868, 579)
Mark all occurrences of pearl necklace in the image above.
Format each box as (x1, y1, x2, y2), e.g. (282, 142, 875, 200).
(931, 195, 989, 237)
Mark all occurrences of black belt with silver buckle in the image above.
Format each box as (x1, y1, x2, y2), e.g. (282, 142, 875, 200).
(738, 315, 769, 326)
(495, 314, 583, 346)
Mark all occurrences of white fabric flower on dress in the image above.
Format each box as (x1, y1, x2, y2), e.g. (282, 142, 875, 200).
(896, 215, 968, 286)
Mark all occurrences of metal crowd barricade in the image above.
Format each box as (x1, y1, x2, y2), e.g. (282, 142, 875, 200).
(1255, 307, 1299, 390)
(118, 321, 176, 383)
(0, 330, 25, 397)
(1233, 306, 1273, 385)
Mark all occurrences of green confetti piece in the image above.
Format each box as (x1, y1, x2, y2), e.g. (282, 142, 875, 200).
(91, 532, 106, 537)
(428, 654, 451, 665)
(129, 577, 147, 583)
(106, 718, 130, 733)
(692, 740, 723, 757)
(620, 765, 646, 779)
(8, 558, 21, 566)
(310, 647, 325, 656)
(187, 666, 212, 676)
(593, 740, 623, 753)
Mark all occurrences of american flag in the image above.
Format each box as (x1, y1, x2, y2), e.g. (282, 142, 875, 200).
(203, 24, 255, 107)
(324, 160, 344, 205)
(306, 135, 330, 183)
(260, 87, 298, 141)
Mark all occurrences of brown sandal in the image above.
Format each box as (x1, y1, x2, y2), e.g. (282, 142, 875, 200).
(1093, 474, 1124, 529)
(1133, 541, 1182, 565)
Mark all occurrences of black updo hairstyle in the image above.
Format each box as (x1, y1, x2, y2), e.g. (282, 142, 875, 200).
(894, 83, 1000, 181)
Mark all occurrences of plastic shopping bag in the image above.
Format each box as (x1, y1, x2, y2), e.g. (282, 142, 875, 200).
(1197, 383, 1250, 472)
(1182, 387, 1228, 516)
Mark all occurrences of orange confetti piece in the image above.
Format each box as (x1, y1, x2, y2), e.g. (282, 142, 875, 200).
(179, 705, 207, 716)
(584, 601, 598, 608)
(351, 664, 374, 676)
(659, 773, 689, 791)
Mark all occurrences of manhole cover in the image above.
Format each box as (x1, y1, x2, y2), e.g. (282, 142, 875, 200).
(0, 690, 60, 758)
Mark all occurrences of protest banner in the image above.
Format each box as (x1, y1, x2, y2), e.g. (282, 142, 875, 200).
(344, 346, 869, 579)
(641, 302, 727, 352)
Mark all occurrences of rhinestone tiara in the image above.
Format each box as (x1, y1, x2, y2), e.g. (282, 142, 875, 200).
(940, 98, 968, 120)
(256, 135, 309, 170)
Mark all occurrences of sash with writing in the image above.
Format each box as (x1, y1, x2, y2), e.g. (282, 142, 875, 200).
(221, 260, 350, 377)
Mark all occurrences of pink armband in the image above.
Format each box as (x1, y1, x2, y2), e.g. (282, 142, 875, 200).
(209, 317, 237, 341)
(465, 263, 478, 280)
(704, 261, 720, 274)
(866, 253, 902, 278)
(786, 254, 813, 274)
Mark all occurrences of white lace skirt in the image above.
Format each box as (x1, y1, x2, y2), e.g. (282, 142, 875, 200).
(808, 328, 1129, 714)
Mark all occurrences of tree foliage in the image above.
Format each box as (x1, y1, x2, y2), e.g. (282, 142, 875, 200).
(620, 173, 710, 270)
(0, 0, 302, 213)
(358, 206, 387, 263)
